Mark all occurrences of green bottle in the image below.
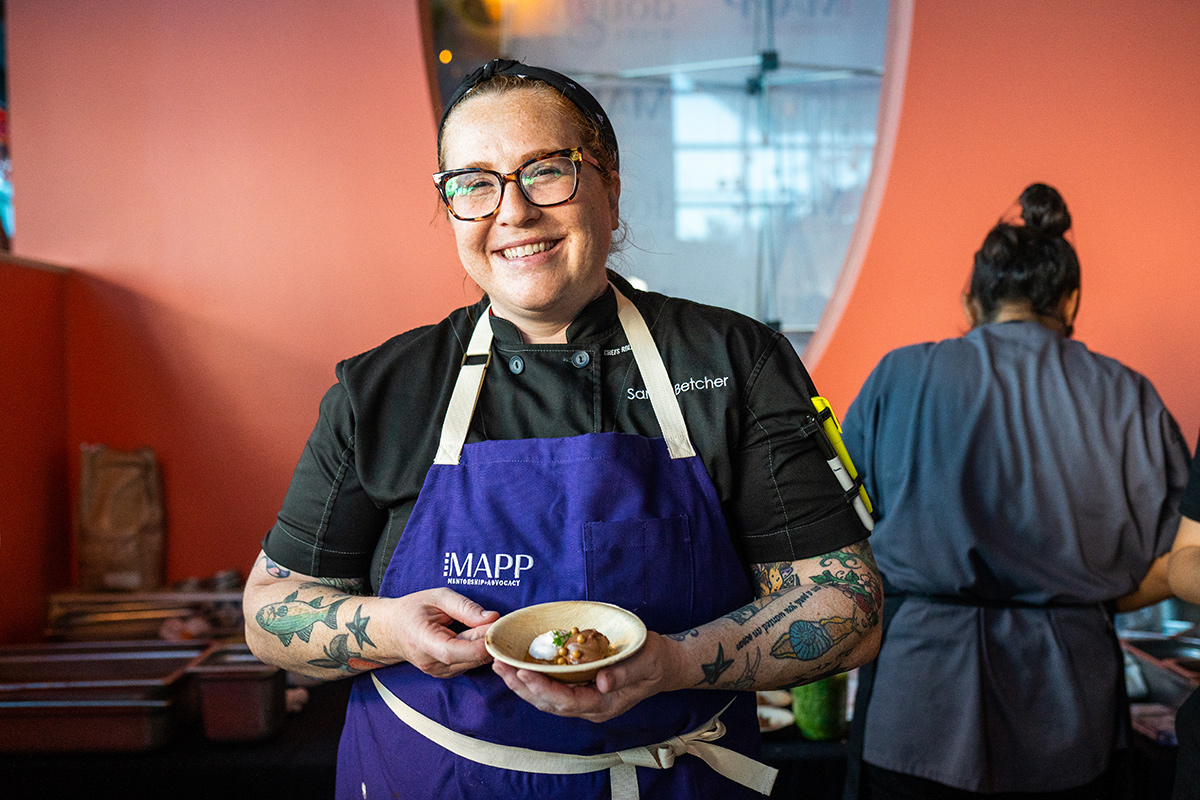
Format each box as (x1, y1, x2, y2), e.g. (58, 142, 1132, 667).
(791, 672, 849, 741)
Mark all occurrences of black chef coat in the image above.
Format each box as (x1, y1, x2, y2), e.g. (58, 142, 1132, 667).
(262, 272, 870, 592)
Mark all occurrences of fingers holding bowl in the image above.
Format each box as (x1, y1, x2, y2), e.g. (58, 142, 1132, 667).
(484, 600, 646, 684)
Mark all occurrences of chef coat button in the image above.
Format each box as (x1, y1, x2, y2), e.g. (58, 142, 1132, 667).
(570, 350, 590, 368)
(508, 355, 525, 374)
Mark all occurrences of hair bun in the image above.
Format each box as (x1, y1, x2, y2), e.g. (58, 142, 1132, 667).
(1018, 183, 1071, 238)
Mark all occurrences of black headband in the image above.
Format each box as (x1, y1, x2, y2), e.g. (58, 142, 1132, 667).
(438, 59, 619, 171)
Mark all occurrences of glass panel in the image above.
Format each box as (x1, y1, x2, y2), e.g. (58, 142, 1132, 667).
(432, 0, 888, 351)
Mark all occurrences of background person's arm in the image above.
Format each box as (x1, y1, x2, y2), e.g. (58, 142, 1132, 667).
(1167, 516, 1200, 605)
(1118, 515, 1200, 611)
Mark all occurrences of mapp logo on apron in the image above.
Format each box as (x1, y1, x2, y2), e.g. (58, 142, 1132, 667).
(443, 551, 534, 587)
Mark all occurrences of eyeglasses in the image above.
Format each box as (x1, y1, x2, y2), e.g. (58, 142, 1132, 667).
(432, 147, 602, 221)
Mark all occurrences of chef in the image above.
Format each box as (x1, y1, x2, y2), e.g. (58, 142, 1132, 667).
(243, 59, 881, 800)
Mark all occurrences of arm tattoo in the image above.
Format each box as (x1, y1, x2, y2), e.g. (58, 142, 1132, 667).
(724, 600, 772, 626)
(769, 614, 859, 662)
(729, 647, 763, 690)
(261, 554, 291, 579)
(729, 591, 813, 637)
(345, 604, 376, 649)
(725, 561, 808, 625)
(810, 541, 882, 627)
(253, 590, 348, 647)
(307, 631, 386, 676)
(664, 628, 700, 642)
(713, 543, 881, 683)
(699, 643, 735, 686)
(750, 561, 802, 595)
(765, 542, 880, 663)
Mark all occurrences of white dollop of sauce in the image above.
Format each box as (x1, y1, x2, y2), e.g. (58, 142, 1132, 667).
(528, 629, 567, 661)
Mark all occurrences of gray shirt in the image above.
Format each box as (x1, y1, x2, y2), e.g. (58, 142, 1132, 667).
(842, 321, 1190, 792)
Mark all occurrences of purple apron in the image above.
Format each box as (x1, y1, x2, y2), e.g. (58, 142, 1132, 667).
(336, 287, 766, 799)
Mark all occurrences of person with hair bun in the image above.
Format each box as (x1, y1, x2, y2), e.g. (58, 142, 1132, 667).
(839, 183, 1190, 799)
(966, 183, 1081, 336)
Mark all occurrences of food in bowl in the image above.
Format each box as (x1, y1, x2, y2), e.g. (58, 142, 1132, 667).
(527, 627, 616, 666)
(485, 600, 647, 683)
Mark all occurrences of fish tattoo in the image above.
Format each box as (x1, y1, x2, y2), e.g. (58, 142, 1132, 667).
(256, 591, 348, 646)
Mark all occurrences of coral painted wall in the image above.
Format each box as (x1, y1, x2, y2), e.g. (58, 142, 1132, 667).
(5, 0, 466, 622)
(808, 0, 1200, 452)
(3, 0, 1198, 641)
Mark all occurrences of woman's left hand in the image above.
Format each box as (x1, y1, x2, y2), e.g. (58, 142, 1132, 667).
(491, 631, 682, 723)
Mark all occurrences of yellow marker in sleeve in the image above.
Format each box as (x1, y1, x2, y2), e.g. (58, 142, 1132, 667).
(811, 396, 874, 531)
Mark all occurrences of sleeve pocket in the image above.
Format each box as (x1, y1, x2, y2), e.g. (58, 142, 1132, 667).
(583, 516, 694, 633)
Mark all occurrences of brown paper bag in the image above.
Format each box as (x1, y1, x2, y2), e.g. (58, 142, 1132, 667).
(76, 444, 166, 591)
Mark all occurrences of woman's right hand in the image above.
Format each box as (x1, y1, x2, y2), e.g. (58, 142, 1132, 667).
(388, 587, 500, 677)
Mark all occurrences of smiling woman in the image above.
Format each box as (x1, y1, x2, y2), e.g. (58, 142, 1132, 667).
(242, 58, 880, 800)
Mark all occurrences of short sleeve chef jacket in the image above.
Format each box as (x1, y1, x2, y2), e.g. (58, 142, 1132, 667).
(262, 273, 868, 592)
(841, 321, 1191, 793)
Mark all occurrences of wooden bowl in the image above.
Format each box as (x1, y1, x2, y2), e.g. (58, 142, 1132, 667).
(485, 601, 647, 683)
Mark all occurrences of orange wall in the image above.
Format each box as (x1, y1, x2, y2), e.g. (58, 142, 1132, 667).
(0, 258, 70, 642)
(809, 0, 1200, 452)
(6, 0, 466, 608)
(4, 1, 1198, 641)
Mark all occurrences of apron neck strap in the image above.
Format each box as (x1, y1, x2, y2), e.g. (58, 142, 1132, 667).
(434, 309, 495, 465)
(433, 284, 696, 465)
(613, 286, 696, 460)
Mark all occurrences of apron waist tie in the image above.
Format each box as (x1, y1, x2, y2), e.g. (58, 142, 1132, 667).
(370, 674, 777, 799)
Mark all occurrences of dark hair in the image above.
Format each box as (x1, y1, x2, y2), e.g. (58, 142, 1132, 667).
(437, 76, 619, 186)
(968, 183, 1080, 323)
(438, 59, 619, 175)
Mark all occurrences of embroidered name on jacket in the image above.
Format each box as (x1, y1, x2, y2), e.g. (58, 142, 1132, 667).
(626, 375, 730, 400)
(443, 551, 533, 587)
